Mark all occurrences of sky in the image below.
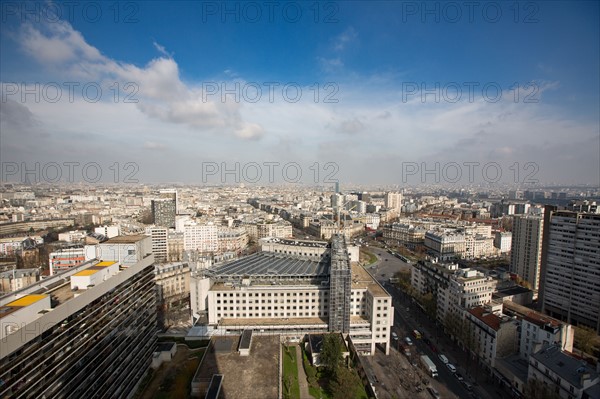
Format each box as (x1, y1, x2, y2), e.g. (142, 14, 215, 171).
(0, 0, 599, 187)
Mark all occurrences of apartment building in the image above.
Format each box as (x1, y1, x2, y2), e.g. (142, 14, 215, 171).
(511, 214, 544, 292)
(49, 245, 98, 275)
(217, 227, 248, 254)
(520, 311, 574, 360)
(167, 231, 184, 262)
(494, 232, 512, 253)
(529, 345, 599, 399)
(184, 223, 219, 253)
(0, 251, 157, 398)
(541, 211, 600, 333)
(155, 262, 190, 304)
(146, 226, 169, 263)
(443, 268, 498, 324)
(465, 304, 519, 370)
(383, 222, 428, 249)
(0, 268, 39, 294)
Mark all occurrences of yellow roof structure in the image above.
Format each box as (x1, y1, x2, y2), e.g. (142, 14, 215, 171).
(96, 261, 117, 267)
(7, 294, 48, 307)
(73, 269, 100, 277)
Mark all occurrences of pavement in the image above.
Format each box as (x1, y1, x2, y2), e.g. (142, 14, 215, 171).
(295, 345, 312, 399)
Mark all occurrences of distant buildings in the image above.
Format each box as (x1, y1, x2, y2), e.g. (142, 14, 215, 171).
(541, 211, 600, 333)
(510, 214, 544, 292)
(147, 226, 169, 263)
(494, 231, 512, 253)
(94, 225, 120, 238)
(244, 221, 293, 241)
(58, 230, 87, 242)
(184, 222, 219, 253)
(0, 268, 39, 294)
(0, 236, 43, 256)
(383, 222, 428, 249)
(385, 192, 402, 214)
(152, 198, 176, 228)
(48, 246, 95, 275)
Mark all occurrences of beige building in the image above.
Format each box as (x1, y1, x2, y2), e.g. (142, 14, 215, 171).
(0, 268, 40, 294)
(465, 304, 519, 369)
(167, 231, 184, 262)
(439, 268, 498, 325)
(155, 262, 190, 304)
(383, 223, 428, 248)
(217, 228, 248, 254)
(190, 235, 393, 355)
(511, 214, 543, 292)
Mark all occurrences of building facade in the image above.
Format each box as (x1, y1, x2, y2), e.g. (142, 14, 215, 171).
(191, 235, 393, 355)
(541, 211, 600, 333)
(511, 215, 544, 292)
(0, 252, 157, 398)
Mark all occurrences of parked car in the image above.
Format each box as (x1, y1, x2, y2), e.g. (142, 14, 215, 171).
(438, 354, 448, 364)
(426, 386, 441, 399)
(455, 372, 464, 382)
(404, 337, 413, 346)
(446, 363, 457, 373)
(462, 381, 474, 391)
(392, 332, 398, 340)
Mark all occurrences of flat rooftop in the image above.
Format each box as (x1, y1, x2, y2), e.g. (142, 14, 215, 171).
(0, 294, 49, 320)
(352, 264, 388, 297)
(103, 235, 147, 244)
(72, 261, 117, 277)
(206, 252, 329, 278)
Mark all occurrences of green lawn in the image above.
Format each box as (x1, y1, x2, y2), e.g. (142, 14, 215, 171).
(282, 346, 301, 399)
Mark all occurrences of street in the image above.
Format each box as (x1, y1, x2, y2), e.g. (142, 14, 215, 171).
(365, 248, 506, 399)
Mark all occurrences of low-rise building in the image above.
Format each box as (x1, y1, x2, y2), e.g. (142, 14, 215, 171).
(465, 304, 519, 370)
(529, 345, 599, 399)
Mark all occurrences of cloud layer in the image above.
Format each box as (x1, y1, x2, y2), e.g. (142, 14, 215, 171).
(1, 18, 598, 186)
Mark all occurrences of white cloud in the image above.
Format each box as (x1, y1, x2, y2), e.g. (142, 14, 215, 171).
(333, 27, 357, 52)
(4, 19, 597, 185)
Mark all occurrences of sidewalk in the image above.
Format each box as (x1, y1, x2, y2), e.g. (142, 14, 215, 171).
(295, 345, 312, 399)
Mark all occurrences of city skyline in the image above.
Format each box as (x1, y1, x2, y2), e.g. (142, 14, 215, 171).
(1, 1, 599, 186)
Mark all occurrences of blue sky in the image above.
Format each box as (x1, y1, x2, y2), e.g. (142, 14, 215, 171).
(1, 1, 599, 186)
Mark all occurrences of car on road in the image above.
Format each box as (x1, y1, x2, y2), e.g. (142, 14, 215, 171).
(462, 380, 473, 391)
(391, 332, 398, 340)
(446, 363, 457, 373)
(454, 372, 464, 382)
(426, 386, 441, 399)
(404, 337, 413, 345)
(438, 354, 449, 364)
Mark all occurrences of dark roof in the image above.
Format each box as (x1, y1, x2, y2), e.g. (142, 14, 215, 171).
(532, 345, 599, 388)
(239, 329, 253, 350)
(207, 252, 329, 278)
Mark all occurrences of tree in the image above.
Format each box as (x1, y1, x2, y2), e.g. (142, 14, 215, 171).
(320, 333, 343, 375)
(329, 366, 361, 399)
(574, 325, 597, 357)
